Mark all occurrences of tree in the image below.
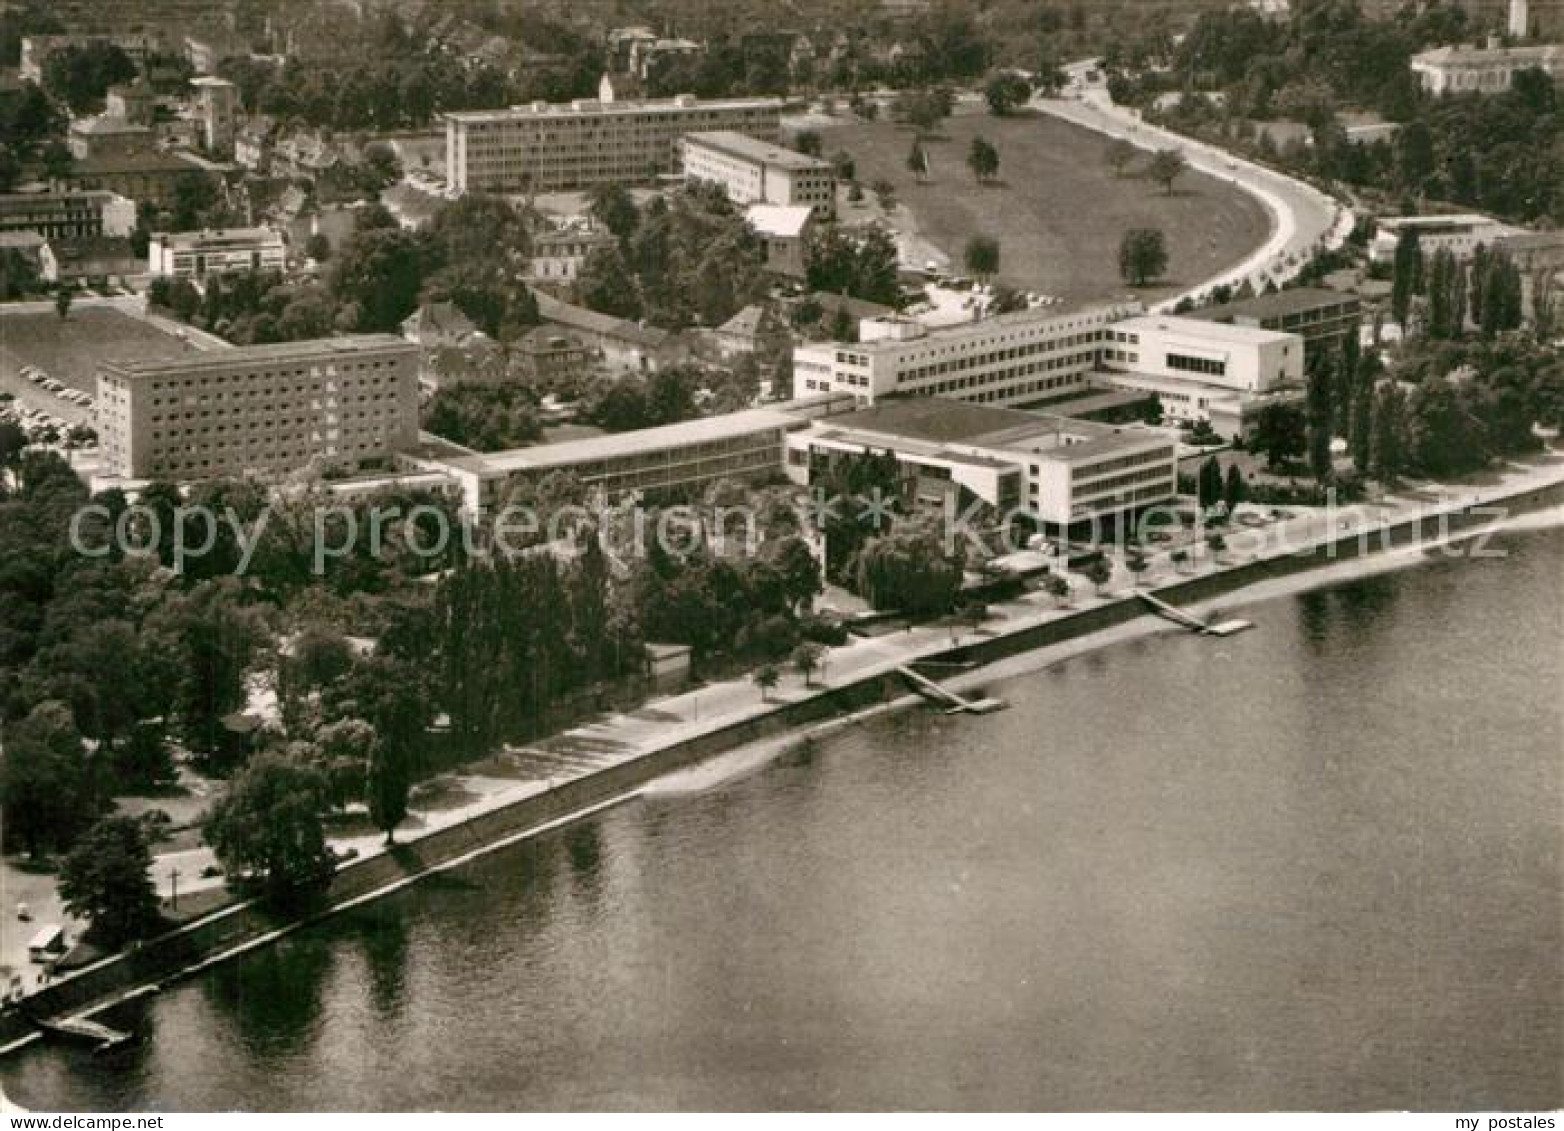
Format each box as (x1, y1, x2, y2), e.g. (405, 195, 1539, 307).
(58, 816, 161, 949)
(791, 641, 825, 687)
(365, 738, 410, 844)
(753, 663, 781, 702)
(1119, 228, 1168, 287)
(906, 137, 928, 182)
(304, 232, 331, 262)
(984, 72, 1031, 116)
(586, 181, 639, 240)
(329, 226, 438, 332)
(854, 521, 963, 615)
(0, 700, 94, 857)
(829, 150, 856, 183)
(1390, 226, 1423, 329)
(1306, 350, 1336, 484)
(54, 287, 72, 321)
(1223, 464, 1247, 511)
(965, 234, 1000, 280)
(203, 752, 336, 906)
(1251, 401, 1307, 470)
(1147, 148, 1187, 194)
(1081, 557, 1113, 594)
(1105, 137, 1138, 178)
(1196, 455, 1224, 510)
(1350, 371, 1376, 473)
(575, 244, 642, 319)
(1042, 572, 1071, 606)
(967, 136, 1000, 183)
(1369, 383, 1405, 482)
(792, 129, 823, 156)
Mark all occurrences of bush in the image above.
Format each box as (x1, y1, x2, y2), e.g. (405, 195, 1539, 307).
(798, 614, 849, 646)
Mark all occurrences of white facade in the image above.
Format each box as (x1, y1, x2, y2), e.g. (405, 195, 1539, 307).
(793, 304, 1140, 408)
(190, 76, 239, 156)
(1410, 41, 1564, 94)
(786, 402, 1178, 528)
(444, 94, 783, 194)
(681, 131, 836, 218)
(1368, 214, 1522, 264)
(148, 227, 287, 279)
(1097, 314, 1304, 430)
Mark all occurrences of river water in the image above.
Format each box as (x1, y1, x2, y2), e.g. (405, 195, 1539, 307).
(5, 527, 1561, 1111)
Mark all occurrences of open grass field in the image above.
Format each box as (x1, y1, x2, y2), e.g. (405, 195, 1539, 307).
(0, 306, 192, 393)
(820, 105, 1272, 308)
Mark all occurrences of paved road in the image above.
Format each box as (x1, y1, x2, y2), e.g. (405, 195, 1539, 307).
(1037, 61, 1353, 310)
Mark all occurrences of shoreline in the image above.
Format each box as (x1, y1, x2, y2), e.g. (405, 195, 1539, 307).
(2, 457, 1562, 1059)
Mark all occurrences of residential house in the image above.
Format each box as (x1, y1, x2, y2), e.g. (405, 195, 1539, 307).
(747, 203, 815, 278)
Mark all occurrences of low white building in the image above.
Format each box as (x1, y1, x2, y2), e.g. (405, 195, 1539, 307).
(148, 226, 287, 280)
(1410, 40, 1564, 94)
(1369, 214, 1523, 265)
(746, 203, 814, 278)
(682, 131, 836, 218)
(1097, 314, 1304, 434)
(786, 399, 1178, 530)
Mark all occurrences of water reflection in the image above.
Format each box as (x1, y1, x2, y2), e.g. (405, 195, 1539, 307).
(201, 936, 334, 1059)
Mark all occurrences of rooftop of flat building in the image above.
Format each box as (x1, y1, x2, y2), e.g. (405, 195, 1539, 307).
(1113, 313, 1298, 345)
(444, 93, 784, 124)
(445, 405, 811, 479)
(1191, 286, 1362, 323)
(102, 334, 414, 377)
(817, 302, 1138, 354)
(152, 226, 284, 248)
(684, 130, 829, 170)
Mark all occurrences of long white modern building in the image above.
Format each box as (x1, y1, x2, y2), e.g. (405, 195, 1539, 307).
(1410, 40, 1564, 94)
(444, 85, 784, 194)
(1096, 314, 1304, 430)
(793, 305, 1141, 409)
(786, 399, 1178, 529)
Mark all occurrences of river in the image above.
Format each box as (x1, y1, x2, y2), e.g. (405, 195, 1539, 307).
(4, 526, 1560, 1111)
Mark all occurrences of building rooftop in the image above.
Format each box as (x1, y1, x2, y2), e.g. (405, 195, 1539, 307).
(153, 226, 284, 248)
(1413, 43, 1564, 67)
(444, 93, 783, 125)
(0, 190, 124, 213)
(451, 406, 807, 478)
(189, 75, 237, 88)
(684, 130, 829, 171)
(68, 150, 204, 176)
(533, 290, 671, 348)
(1114, 313, 1298, 346)
(1192, 286, 1360, 323)
(834, 302, 1138, 355)
(102, 334, 414, 378)
(69, 115, 150, 136)
(747, 203, 814, 238)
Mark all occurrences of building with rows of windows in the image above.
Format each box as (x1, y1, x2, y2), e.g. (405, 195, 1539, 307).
(444, 81, 784, 194)
(96, 336, 419, 481)
(680, 131, 836, 218)
(792, 304, 1141, 408)
(784, 398, 1178, 530)
(148, 226, 287, 280)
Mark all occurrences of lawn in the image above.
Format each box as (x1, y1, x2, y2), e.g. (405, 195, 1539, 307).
(821, 105, 1272, 308)
(0, 306, 194, 392)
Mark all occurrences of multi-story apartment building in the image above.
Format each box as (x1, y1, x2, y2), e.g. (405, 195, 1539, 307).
(0, 191, 137, 240)
(786, 399, 1178, 530)
(148, 227, 287, 279)
(1097, 314, 1304, 430)
(1410, 38, 1564, 93)
(681, 131, 836, 218)
(792, 304, 1140, 408)
(96, 336, 420, 481)
(444, 88, 783, 194)
(1190, 287, 1362, 363)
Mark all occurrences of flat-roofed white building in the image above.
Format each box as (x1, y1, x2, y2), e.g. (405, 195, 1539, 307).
(419, 406, 816, 512)
(786, 398, 1178, 529)
(96, 335, 419, 481)
(1368, 213, 1523, 264)
(444, 89, 784, 195)
(1097, 314, 1304, 431)
(148, 226, 287, 279)
(792, 304, 1140, 408)
(1411, 40, 1564, 94)
(682, 131, 835, 218)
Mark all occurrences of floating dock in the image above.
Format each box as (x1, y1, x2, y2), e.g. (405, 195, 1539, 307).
(897, 666, 1007, 714)
(1136, 592, 1253, 636)
(25, 1012, 133, 1052)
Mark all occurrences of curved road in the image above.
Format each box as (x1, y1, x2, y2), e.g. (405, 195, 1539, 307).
(1036, 62, 1354, 311)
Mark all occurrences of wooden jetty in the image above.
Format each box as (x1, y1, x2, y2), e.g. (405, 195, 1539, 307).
(897, 666, 1007, 714)
(1137, 592, 1253, 636)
